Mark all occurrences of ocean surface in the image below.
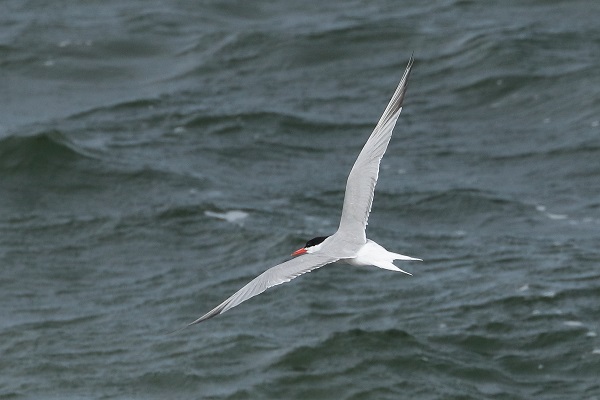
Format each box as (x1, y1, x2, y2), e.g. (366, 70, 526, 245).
(1, 1, 599, 399)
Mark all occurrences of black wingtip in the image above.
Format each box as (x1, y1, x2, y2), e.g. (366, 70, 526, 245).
(164, 323, 191, 335)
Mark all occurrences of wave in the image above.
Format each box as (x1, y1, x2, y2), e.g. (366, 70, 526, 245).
(0, 130, 94, 174)
(183, 109, 362, 133)
(384, 188, 536, 228)
(274, 328, 422, 369)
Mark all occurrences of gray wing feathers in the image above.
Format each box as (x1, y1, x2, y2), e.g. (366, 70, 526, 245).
(187, 253, 338, 325)
(337, 57, 414, 242)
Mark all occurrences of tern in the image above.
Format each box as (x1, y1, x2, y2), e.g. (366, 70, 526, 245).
(187, 56, 420, 326)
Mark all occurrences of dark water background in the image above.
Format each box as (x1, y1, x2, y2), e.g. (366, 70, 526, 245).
(1, 1, 599, 399)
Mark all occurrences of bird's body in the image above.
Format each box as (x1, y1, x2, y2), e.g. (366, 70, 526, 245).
(185, 56, 420, 326)
(345, 239, 418, 275)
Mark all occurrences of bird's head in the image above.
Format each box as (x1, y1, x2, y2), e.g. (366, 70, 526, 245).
(291, 236, 329, 256)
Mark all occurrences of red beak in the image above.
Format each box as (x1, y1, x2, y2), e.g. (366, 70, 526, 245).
(291, 247, 307, 257)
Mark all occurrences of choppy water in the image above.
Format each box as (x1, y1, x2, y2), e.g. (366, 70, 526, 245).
(2, 1, 600, 399)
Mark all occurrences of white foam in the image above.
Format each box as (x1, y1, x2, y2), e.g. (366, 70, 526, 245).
(534, 204, 568, 220)
(205, 210, 249, 225)
(541, 290, 556, 298)
(563, 320, 583, 327)
(547, 213, 568, 220)
(518, 284, 529, 292)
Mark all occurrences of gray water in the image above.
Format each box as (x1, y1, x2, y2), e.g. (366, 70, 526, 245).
(1, 1, 599, 399)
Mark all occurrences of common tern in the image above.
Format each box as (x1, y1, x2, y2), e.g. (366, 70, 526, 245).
(187, 56, 420, 326)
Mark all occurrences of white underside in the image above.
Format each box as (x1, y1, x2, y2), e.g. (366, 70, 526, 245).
(344, 239, 421, 275)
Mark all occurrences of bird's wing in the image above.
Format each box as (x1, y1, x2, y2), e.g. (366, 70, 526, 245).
(337, 56, 414, 244)
(187, 253, 339, 325)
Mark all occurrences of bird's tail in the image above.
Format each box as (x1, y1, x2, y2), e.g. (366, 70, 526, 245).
(391, 252, 422, 262)
(371, 252, 421, 275)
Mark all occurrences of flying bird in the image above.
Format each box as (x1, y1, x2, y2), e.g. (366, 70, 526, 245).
(187, 56, 420, 326)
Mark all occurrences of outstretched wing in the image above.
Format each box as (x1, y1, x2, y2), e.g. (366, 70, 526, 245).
(337, 57, 414, 245)
(187, 253, 339, 325)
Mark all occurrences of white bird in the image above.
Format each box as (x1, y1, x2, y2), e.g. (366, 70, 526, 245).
(187, 56, 420, 326)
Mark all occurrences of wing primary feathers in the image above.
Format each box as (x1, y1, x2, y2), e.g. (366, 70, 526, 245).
(337, 56, 414, 242)
(180, 253, 339, 328)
